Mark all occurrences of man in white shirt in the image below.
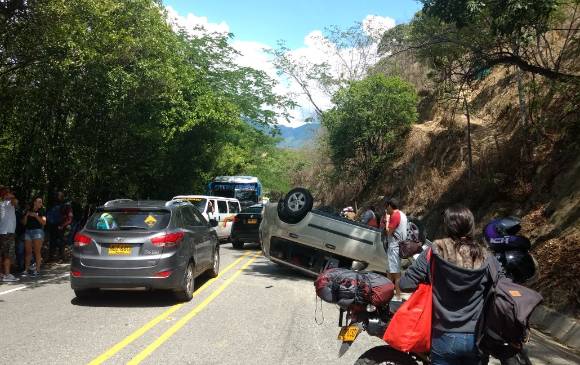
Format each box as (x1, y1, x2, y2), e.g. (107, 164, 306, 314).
(0, 187, 18, 282)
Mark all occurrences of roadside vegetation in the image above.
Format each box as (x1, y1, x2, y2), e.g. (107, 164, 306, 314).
(274, 0, 579, 315)
(0, 0, 300, 201)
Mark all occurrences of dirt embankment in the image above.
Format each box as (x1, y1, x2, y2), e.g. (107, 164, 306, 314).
(308, 67, 580, 316)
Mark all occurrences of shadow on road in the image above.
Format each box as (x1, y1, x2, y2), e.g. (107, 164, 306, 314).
(70, 274, 215, 308)
(70, 289, 184, 308)
(243, 257, 313, 282)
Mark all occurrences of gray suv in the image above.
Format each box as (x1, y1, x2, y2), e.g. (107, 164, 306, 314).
(70, 200, 220, 301)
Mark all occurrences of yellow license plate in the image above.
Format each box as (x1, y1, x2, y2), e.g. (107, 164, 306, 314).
(337, 325, 360, 342)
(247, 219, 258, 224)
(108, 244, 132, 255)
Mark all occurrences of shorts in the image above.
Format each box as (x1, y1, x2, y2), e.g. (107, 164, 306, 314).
(0, 233, 15, 257)
(387, 245, 401, 274)
(24, 229, 45, 241)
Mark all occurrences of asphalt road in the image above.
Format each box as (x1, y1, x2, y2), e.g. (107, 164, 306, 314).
(0, 244, 578, 365)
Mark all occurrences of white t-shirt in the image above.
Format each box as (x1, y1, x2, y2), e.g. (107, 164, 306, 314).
(0, 200, 16, 234)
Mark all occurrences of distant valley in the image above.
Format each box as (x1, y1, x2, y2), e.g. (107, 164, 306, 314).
(277, 123, 319, 148)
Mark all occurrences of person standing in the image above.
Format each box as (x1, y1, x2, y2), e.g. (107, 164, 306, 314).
(384, 197, 407, 301)
(47, 191, 65, 262)
(14, 198, 26, 272)
(23, 196, 46, 276)
(400, 205, 498, 365)
(0, 188, 19, 282)
(360, 206, 378, 228)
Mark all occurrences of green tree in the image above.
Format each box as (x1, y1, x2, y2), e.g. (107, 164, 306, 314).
(321, 74, 418, 179)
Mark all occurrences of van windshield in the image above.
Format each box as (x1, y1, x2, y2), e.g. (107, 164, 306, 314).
(86, 210, 170, 231)
(181, 198, 207, 212)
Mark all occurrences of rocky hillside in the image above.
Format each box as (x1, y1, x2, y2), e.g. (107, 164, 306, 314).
(302, 66, 579, 316)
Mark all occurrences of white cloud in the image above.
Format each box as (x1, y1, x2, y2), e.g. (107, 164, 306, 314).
(163, 7, 397, 127)
(165, 6, 230, 36)
(362, 15, 396, 40)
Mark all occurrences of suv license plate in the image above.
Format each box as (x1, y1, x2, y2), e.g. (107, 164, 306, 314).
(247, 219, 258, 224)
(337, 325, 360, 342)
(109, 244, 132, 255)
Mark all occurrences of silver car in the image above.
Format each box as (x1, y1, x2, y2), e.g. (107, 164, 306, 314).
(259, 188, 389, 276)
(70, 200, 220, 301)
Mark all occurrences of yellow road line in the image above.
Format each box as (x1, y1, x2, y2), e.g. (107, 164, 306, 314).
(88, 251, 252, 365)
(127, 253, 261, 365)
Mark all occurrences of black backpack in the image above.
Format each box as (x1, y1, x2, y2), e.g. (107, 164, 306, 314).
(476, 258, 543, 359)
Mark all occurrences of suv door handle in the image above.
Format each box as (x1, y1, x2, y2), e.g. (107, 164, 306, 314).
(325, 243, 336, 250)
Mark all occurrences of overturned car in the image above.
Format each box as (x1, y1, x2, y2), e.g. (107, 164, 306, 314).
(259, 188, 421, 276)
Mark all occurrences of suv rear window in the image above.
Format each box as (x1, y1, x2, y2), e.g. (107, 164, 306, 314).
(87, 210, 171, 231)
(241, 206, 262, 214)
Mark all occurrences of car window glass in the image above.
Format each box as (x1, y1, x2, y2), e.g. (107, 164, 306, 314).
(87, 210, 170, 231)
(228, 201, 240, 213)
(217, 200, 227, 214)
(187, 206, 204, 226)
(241, 206, 262, 214)
(191, 208, 208, 225)
(181, 207, 197, 227)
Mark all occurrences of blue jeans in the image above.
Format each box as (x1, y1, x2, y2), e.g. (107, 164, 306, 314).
(431, 330, 486, 365)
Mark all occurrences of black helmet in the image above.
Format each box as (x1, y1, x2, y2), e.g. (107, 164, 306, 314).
(495, 250, 538, 284)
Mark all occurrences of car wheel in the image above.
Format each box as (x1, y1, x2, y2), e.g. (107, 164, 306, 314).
(407, 218, 425, 243)
(74, 288, 99, 299)
(278, 188, 313, 224)
(174, 262, 195, 302)
(232, 240, 244, 249)
(354, 346, 418, 365)
(208, 248, 220, 278)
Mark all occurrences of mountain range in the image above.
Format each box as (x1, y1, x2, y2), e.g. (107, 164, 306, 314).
(277, 123, 320, 148)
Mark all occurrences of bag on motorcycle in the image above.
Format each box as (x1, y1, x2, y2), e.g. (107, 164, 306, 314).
(399, 240, 423, 259)
(476, 259, 543, 359)
(383, 249, 433, 353)
(314, 268, 394, 307)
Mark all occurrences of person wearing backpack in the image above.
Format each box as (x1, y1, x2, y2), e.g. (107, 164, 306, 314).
(399, 205, 499, 365)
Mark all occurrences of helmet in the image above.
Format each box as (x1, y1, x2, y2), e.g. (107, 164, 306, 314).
(484, 218, 530, 252)
(495, 250, 538, 284)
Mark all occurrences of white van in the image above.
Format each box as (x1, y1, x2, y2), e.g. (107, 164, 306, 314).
(172, 195, 241, 242)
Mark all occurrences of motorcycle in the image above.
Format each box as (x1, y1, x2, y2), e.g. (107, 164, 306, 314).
(328, 216, 537, 365)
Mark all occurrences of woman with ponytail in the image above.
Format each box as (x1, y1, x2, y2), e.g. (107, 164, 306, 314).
(400, 204, 501, 365)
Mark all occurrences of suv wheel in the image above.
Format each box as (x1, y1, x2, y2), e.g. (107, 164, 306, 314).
(208, 248, 220, 278)
(278, 188, 313, 224)
(175, 262, 195, 302)
(232, 240, 244, 249)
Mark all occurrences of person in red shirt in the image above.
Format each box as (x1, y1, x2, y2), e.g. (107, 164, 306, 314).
(384, 198, 408, 301)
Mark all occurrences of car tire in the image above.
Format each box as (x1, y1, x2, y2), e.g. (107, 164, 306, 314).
(407, 217, 425, 243)
(232, 240, 244, 249)
(354, 346, 418, 365)
(74, 288, 99, 299)
(278, 188, 313, 224)
(174, 262, 195, 302)
(208, 248, 220, 278)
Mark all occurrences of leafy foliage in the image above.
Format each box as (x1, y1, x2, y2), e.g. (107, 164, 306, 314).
(0, 0, 298, 203)
(321, 74, 418, 178)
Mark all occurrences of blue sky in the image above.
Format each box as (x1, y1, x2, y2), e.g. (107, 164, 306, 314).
(164, 1, 423, 126)
(165, 0, 421, 48)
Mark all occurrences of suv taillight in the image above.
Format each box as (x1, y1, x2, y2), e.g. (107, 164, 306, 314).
(233, 216, 239, 223)
(151, 232, 184, 247)
(74, 233, 91, 247)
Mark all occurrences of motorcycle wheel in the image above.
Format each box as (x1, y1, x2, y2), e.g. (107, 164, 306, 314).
(354, 346, 420, 365)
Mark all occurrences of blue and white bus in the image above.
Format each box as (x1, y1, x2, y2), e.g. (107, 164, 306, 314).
(208, 176, 262, 208)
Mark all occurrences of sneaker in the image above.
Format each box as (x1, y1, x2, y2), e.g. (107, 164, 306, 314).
(30, 270, 40, 277)
(2, 274, 19, 282)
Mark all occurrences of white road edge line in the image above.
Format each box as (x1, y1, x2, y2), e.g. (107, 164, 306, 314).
(0, 272, 70, 296)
